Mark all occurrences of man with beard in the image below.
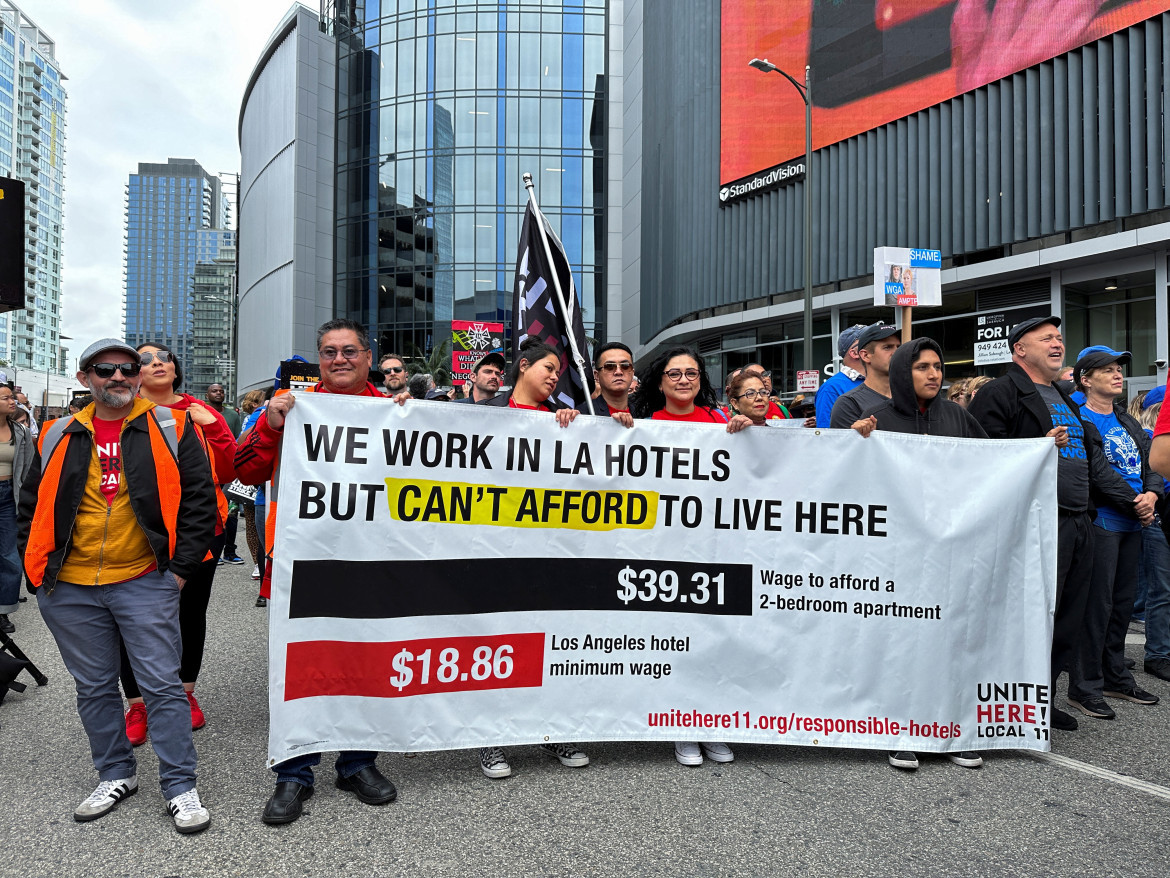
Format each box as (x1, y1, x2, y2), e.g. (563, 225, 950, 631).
(379, 353, 409, 397)
(18, 339, 218, 833)
(453, 353, 505, 404)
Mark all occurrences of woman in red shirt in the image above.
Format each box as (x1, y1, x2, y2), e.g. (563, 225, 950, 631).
(120, 342, 237, 745)
(632, 347, 752, 433)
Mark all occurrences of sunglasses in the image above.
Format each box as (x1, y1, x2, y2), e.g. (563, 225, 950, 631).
(139, 351, 175, 365)
(88, 362, 142, 379)
(382, 366, 405, 374)
(599, 361, 633, 373)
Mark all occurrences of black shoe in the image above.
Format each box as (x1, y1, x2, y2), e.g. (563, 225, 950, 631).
(335, 765, 397, 805)
(1125, 657, 1137, 669)
(1051, 708, 1078, 731)
(1068, 697, 1116, 719)
(1104, 685, 1160, 705)
(1144, 658, 1170, 682)
(0, 614, 12, 634)
(223, 555, 245, 565)
(261, 781, 313, 825)
(255, 596, 267, 607)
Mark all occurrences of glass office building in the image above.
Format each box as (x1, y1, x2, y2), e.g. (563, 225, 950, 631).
(331, 0, 608, 362)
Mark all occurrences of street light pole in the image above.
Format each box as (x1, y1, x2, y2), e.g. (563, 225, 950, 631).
(749, 58, 814, 373)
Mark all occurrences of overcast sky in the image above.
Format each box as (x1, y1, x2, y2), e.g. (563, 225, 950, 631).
(25, 0, 307, 351)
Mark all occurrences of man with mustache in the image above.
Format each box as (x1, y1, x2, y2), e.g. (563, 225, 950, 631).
(17, 338, 218, 833)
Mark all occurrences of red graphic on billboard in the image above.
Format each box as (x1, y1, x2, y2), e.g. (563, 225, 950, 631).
(720, 0, 1170, 185)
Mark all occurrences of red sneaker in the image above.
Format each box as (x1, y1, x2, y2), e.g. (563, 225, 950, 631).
(125, 702, 147, 746)
(187, 691, 206, 730)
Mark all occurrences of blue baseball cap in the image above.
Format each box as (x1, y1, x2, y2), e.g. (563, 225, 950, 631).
(1142, 385, 1166, 409)
(837, 324, 868, 358)
(1073, 345, 1132, 390)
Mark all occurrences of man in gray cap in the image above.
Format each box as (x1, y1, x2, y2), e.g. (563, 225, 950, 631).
(815, 324, 868, 427)
(968, 316, 1104, 733)
(17, 338, 218, 833)
(830, 322, 901, 428)
(453, 352, 505, 404)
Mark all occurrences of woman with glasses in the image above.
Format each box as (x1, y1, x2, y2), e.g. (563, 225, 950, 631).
(631, 348, 746, 766)
(726, 369, 774, 427)
(631, 347, 752, 434)
(0, 384, 33, 634)
(120, 342, 238, 745)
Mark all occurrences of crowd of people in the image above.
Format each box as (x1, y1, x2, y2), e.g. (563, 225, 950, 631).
(9, 312, 1170, 834)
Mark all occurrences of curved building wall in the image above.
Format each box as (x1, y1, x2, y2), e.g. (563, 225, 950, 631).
(332, 1, 608, 362)
(633, 5, 1170, 360)
(237, 4, 336, 397)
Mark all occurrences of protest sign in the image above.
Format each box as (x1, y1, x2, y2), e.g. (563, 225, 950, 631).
(268, 396, 1056, 765)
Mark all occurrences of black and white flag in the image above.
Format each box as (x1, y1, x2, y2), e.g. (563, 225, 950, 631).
(511, 203, 593, 409)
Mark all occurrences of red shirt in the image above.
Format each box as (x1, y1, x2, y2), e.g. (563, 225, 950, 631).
(1156, 402, 1170, 437)
(92, 416, 126, 505)
(508, 399, 540, 410)
(652, 407, 728, 423)
(766, 400, 790, 419)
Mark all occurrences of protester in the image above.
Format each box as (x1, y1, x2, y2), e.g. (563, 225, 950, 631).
(815, 325, 867, 427)
(631, 347, 751, 436)
(15, 391, 38, 437)
(18, 338, 217, 832)
(205, 383, 244, 566)
(379, 353, 409, 396)
(591, 342, 635, 416)
(849, 337, 986, 769)
(68, 394, 94, 415)
(1138, 388, 1170, 681)
(239, 388, 273, 605)
(0, 385, 33, 635)
(235, 320, 398, 825)
(407, 372, 434, 400)
(830, 323, 900, 428)
(743, 363, 792, 419)
(1065, 347, 1161, 719)
(726, 369, 773, 426)
(237, 389, 268, 583)
(120, 343, 237, 744)
(967, 316, 1099, 732)
(452, 353, 504, 404)
(630, 347, 745, 764)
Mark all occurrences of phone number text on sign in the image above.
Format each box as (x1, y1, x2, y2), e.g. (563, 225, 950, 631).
(284, 633, 545, 700)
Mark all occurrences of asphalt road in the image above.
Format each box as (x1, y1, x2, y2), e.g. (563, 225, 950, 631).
(1, 563, 1168, 878)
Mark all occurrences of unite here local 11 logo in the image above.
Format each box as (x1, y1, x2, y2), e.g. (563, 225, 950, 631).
(975, 681, 1051, 743)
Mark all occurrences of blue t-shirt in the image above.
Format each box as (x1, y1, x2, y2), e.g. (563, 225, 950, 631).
(1081, 407, 1142, 532)
(1036, 383, 1089, 512)
(816, 370, 865, 428)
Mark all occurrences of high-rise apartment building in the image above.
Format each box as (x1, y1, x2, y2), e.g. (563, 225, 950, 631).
(124, 158, 231, 374)
(0, 0, 67, 373)
(190, 229, 237, 399)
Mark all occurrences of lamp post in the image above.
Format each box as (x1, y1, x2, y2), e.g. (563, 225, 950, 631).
(749, 58, 814, 373)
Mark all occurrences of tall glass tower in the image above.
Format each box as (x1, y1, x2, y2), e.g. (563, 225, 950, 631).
(331, 0, 608, 362)
(0, 1, 67, 374)
(124, 158, 231, 373)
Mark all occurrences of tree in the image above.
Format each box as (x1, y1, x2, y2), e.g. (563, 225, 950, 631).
(405, 340, 452, 387)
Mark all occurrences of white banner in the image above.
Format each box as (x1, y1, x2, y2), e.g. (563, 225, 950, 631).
(268, 395, 1058, 766)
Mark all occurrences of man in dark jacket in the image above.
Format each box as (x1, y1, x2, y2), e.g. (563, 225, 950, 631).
(967, 316, 1110, 733)
(850, 337, 987, 773)
(453, 353, 504, 404)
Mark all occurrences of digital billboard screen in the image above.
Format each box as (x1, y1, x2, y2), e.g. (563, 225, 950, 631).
(721, 0, 1170, 187)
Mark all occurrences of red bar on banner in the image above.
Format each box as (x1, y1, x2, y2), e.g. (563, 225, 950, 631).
(285, 632, 546, 700)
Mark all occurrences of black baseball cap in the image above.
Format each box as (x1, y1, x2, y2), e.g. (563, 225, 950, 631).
(473, 352, 506, 373)
(1008, 316, 1061, 349)
(857, 322, 900, 349)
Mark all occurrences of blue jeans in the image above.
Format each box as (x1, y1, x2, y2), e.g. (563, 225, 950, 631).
(37, 570, 197, 799)
(1143, 523, 1170, 661)
(274, 751, 378, 787)
(0, 480, 21, 614)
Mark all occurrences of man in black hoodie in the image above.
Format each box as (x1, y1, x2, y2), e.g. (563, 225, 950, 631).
(850, 337, 987, 773)
(851, 337, 987, 438)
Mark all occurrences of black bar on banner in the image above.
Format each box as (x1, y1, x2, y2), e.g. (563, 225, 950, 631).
(288, 558, 753, 619)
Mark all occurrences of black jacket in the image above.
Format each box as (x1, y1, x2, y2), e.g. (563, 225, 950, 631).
(860, 338, 988, 438)
(1082, 401, 1163, 516)
(967, 361, 1134, 513)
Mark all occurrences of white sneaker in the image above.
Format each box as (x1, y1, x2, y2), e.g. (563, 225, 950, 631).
(167, 787, 210, 834)
(538, 742, 589, 767)
(674, 741, 703, 766)
(250, 565, 260, 581)
(479, 747, 512, 779)
(74, 776, 138, 822)
(700, 742, 734, 763)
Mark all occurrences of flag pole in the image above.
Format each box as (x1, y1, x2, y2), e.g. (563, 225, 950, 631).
(522, 172, 595, 415)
